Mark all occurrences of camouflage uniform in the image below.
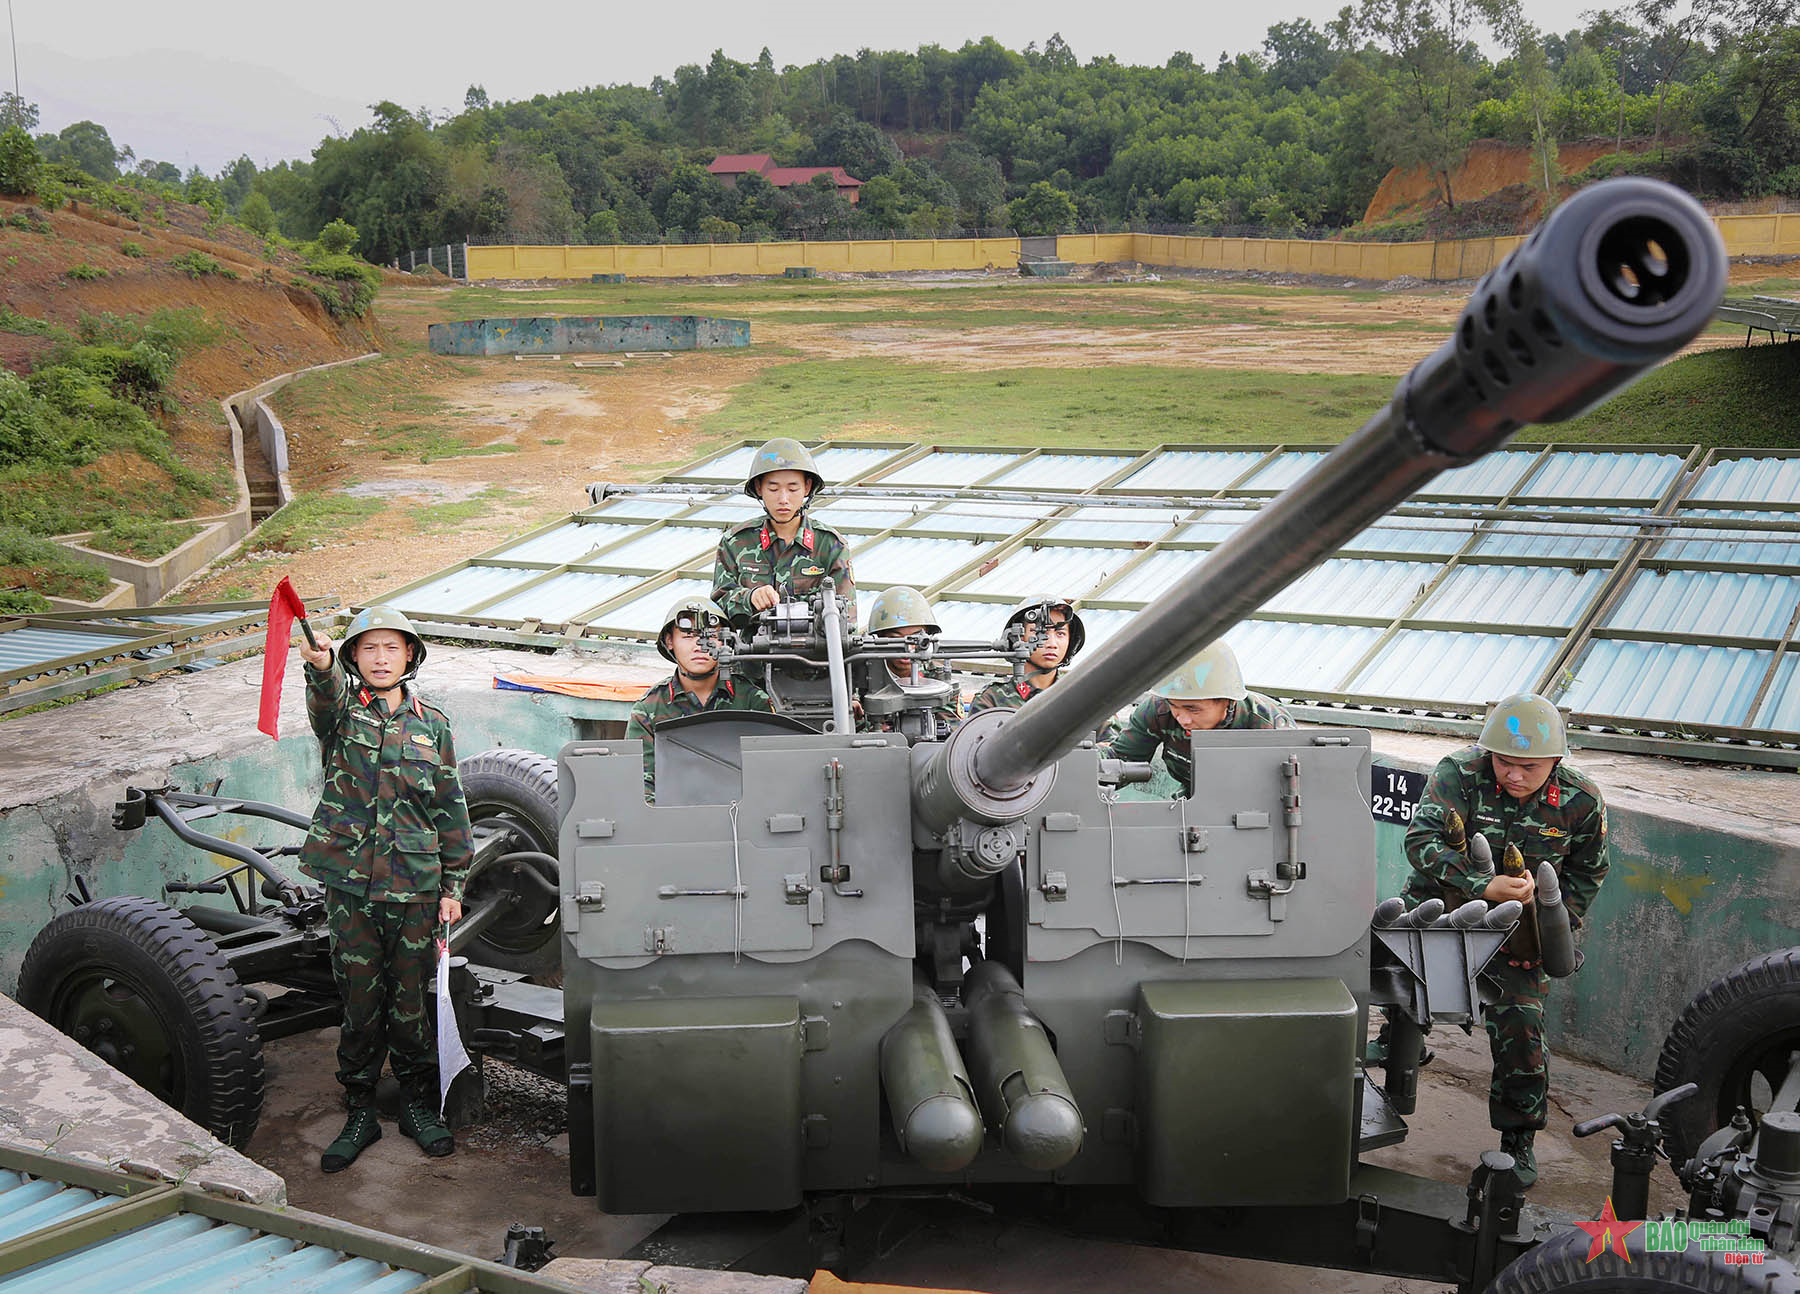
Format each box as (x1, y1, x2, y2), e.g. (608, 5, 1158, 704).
(969, 673, 1119, 742)
(1404, 745, 1609, 1131)
(300, 654, 474, 1107)
(711, 512, 855, 627)
(1105, 691, 1294, 796)
(624, 671, 776, 797)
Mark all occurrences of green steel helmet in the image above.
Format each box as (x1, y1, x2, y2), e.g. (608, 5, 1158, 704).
(1151, 640, 1244, 702)
(743, 438, 825, 499)
(657, 595, 728, 662)
(1478, 692, 1569, 758)
(341, 605, 425, 685)
(1005, 595, 1086, 661)
(865, 586, 940, 636)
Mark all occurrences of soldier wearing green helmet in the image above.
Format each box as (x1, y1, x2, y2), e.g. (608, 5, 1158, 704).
(711, 438, 855, 627)
(296, 605, 472, 1172)
(969, 596, 1083, 713)
(625, 594, 774, 798)
(858, 586, 962, 734)
(1402, 691, 1610, 1188)
(1103, 640, 1293, 796)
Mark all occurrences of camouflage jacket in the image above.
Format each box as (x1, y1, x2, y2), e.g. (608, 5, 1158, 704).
(624, 671, 776, 796)
(711, 512, 855, 627)
(968, 671, 1120, 743)
(1105, 691, 1295, 795)
(1404, 745, 1609, 925)
(298, 655, 474, 904)
(858, 659, 963, 736)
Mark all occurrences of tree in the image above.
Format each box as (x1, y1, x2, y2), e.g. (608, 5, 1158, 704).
(317, 217, 358, 254)
(239, 191, 276, 237)
(0, 93, 37, 132)
(217, 155, 256, 211)
(464, 85, 490, 112)
(1006, 180, 1077, 235)
(808, 114, 900, 180)
(584, 208, 621, 243)
(1355, 0, 1495, 209)
(1264, 19, 1336, 91)
(1492, 2, 1560, 203)
(1634, 0, 1725, 154)
(0, 125, 39, 196)
(39, 120, 123, 180)
(135, 159, 182, 185)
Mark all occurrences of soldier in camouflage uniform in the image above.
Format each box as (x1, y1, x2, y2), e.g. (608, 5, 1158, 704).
(858, 586, 963, 737)
(297, 606, 473, 1173)
(626, 596, 776, 798)
(969, 596, 1119, 742)
(712, 438, 855, 628)
(1403, 693, 1609, 1188)
(1105, 641, 1294, 796)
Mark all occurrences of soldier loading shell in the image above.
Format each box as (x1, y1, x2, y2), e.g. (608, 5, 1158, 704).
(624, 596, 775, 799)
(1402, 693, 1610, 1188)
(711, 438, 855, 629)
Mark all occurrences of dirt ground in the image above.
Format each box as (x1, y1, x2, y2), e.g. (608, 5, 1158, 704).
(249, 1010, 1660, 1292)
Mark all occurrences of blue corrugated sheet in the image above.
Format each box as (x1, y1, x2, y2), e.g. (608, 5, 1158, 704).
(1350, 630, 1559, 702)
(811, 446, 908, 482)
(1113, 450, 1265, 492)
(481, 572, 639, 622)
(0, 1170, 112, 1242)
(1259, 559, 1435, 620)
(683, 502, 762, 524)
(986, 454, 1135, 490)
(817, 499, 930, 529)
(108, 610, 253, 628)
(1077, 606, 1145, 654)
(1689, 454, 1800, 504)
(1605, 569, 1800, 639)
(672, 443, 763, 481)
(1228, 621, 1385, 693)
(1238, 451, 1327, 491)
(594, 578, 711, 632)
(391, 566, 538, 617)
(0, 627, 141, 673)
(1754, 652, 1800, 732)
(956, 544, 1125, 598)
(1416, 564, 1608, 628)
(908, 504, 1049, 535)
(1094, 549, 1206, 602)
(1468, 509, 1633, 561)
(857, 535, 996, 586)
(1515, 450, 1683, 501)
(1174, 509, 1252, 545)
(586, 497, 696, 518)
(1562, 639, 1772, 727)
(930, 598, 1011, 643)
(876, 451, 1022, 486)
(1657, 510, 1800, 566)
(1344, 515, 1475, 556)
(489, 521, 638, 565)
(1042, 505, 1185, 541)
(591, 527, 715, 569)
(1417, 450, 1540, 499)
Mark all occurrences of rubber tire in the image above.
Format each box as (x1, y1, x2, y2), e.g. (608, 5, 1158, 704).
(17, 895, 264, 1149)
(1485, 1226, 1799, 1292)
(457, 747, 561, 978)
(1653, 947, 1800, 1171)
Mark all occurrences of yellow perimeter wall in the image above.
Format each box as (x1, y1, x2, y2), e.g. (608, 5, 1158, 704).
(465, 213, 1798, 283)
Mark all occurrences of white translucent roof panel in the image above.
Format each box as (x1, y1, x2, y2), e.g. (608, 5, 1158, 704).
(1042, 505, 1186, 542)
(856, 535, 996, 586)
(1416, 564, 1608, 629)
(876, 452, 1023, 486)
(930, 598, 1012, 643)
(1656, 510, 1800, 567)
(811, 446, 909, 482)
(685, 503, 764, 524)
(1689, 455, 1800, 504)
(1260, 559, 1435, 620)
(958, 545, 1135, 599)
(1753, 652, 1800, 733)
(1350, 630, 1558, 703)
(1113, 450, 1266, 492)
(1563, 639, 1771, 727)
(1515, 450, 1684, 501)
(1344, 514, 1475, 556)
(1416, 450, 1540, 499)
(1604, 569, 1800, 640)
(593, 578, 711, 632)
(816, 498, 931, 529)
(1468, 508, 1633, 561)
(584, 496, 699, 518)
(985, 454, 1136, 490)
(593, 527, 716, 569)
(1238, 451, 1327, 491)
(904, 507, 1045, 537)
(672, 444, 766, 481)
(488, 521, 640, 565)
(1078, 606, 1145, 655)
(1227, 620, 1385, 693)
(392, 566, 539, 616)
(1173, 507, 1254, 546)
(482, 571, 640, 623)
(1097, 549, 1207, 602)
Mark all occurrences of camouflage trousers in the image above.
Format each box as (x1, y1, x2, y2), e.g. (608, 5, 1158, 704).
(324, 886, 438, 1108)
(1483, 959, 1551, 1132)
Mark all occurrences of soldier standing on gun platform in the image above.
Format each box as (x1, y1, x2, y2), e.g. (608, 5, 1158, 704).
(1403, 693, 1610, 1188)
(297, 606, 472, 1173)
(712, 438, 855, 628)
(1105, 640, 1293, 796)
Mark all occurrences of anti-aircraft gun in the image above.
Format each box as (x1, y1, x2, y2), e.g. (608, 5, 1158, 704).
(552, 180, 1750, 1288)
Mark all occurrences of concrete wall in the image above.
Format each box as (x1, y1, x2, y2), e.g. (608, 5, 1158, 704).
(465, 237, 1023, 280)
(427, 314, 750, 356)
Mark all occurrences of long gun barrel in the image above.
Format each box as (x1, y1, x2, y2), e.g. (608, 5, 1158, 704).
(911, 179, 1722, 824)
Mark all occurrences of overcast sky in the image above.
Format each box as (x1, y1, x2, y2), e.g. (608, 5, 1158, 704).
(20, 0, 1608, 173)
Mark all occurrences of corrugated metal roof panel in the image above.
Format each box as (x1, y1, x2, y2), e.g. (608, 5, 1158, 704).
(957, 545, 1134, 599)
(586, 496, 701, 518)
(1754, 652, 1800, 732)
(1261, 559, 1436, 620)
(1562, 639, 1771, 727)
(1112, 450, 1265, 492)
(106, 610, 252, 628)
(856, 535, 996, 586)
(1173, 508, 1253, 546)
(1418, 450, 1539, 499)
(1469, 509, 1633, 560)
(488, 521, 640, 565)
(1239, 451, 1327, 491)
(0, 627, 140, 673)
(1079, 606, 1145, 654)
(1097, 549, 1207, 602)
(0, 1172, 112, 1242)
(1605, 569, 1800, 639)
(683, 502, 762, 524)
(1416, 564, 1608, 628)
(671, 443, 762, 481)
(1343, 514, 1474, 556)
(391, 567, 538, 617)
(481, 571, 640, 623)
(812, 445, 908, 481)
(931, 598, 1010, 643)
(1689, 455, 1800, 504)
(1656, 509, 1800, 566)
(876, 451, 1022, 486)
(905, 509, 1042, 537)
(817, 498, 930, 529)
(1350, 630, 1559, 703)
(1515, 450, 1683, 501)
(1042, 505, 1186, 542)
(986, 454, 1135, 490)
(591, 527, 715, 569)
(593, 578, 710, 632)
(1228, 620, 1385, 693)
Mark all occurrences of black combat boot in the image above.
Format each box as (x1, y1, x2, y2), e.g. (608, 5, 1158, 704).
(399, 1096, 454, 1158)
(321, 1106, 381, 1173)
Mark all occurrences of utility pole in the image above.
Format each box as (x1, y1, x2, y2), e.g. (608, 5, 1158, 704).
(7, 0, 19, 102)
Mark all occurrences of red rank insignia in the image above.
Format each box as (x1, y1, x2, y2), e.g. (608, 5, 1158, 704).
(1546, 784, 1561, 807)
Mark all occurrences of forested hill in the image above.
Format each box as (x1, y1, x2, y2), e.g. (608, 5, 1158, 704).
(21, 2, 1800, 264)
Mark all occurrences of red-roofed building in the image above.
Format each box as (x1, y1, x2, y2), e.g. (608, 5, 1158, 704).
(707, 154, 864, 204)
